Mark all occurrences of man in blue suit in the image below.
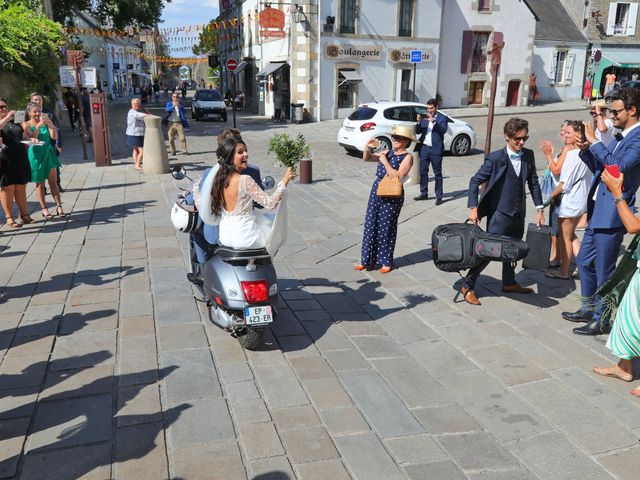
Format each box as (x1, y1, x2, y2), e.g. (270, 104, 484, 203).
(163, 92, 190, 155)
(460, 118, 545, 305)
(563, 87, 640, 335)
(414, 98, 448, 205)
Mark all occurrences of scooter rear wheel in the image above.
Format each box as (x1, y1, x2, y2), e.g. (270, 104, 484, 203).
(236, 327, 263, 350)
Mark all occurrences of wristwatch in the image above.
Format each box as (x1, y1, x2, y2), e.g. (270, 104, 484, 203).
(615, 195, 625, 204)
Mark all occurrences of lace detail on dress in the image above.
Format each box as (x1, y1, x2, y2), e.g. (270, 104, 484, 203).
(192, 178, 201, 210)
(226, 175, 285, 215)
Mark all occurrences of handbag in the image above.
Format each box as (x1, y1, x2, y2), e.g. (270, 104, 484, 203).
(540, 168, 555, 206)
(376, 174, 403, 198)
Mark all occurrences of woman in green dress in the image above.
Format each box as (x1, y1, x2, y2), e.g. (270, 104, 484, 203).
(593, 168, 640, 396)
(22, 102, 65, 218)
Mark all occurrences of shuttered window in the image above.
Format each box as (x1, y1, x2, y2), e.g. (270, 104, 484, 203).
(340, 0, 356, 34)
(398, 0, 414, 37)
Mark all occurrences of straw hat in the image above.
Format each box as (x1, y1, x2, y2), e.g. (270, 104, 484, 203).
(391, 125, 417, 143)
(591, 99, 607, 108)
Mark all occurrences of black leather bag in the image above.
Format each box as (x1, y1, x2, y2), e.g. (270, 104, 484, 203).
(432, 222, 529, 273)
(522, 223, 552, 271)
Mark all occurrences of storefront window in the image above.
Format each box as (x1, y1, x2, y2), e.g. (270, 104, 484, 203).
(338, 69, 357, 108)
(400, 69, 412, 101)
(340, 0, 356, 34)
(398, 0, 413, 37)
(471, 32, 490, 73)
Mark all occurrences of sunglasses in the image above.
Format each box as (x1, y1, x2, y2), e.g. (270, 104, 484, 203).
(0, 105, 7, 109)
(609, 108, 626, 117)
(513, 135, 529, 142)
(391, 135, 407, 141)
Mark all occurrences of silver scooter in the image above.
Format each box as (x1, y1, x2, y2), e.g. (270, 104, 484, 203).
(173, 167, 280, 350)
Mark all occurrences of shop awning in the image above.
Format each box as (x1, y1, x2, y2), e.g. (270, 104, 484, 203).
(338, 71, 363, 87)
(602, 51, 640, 68)
(131, 71, 152, 79)
(235, 61, 249, 73)
(257, 61, 287, 78)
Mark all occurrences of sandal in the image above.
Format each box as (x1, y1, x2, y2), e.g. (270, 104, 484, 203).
(379, 266, 392, 274)
(545, 270, 570, 280)
(55, 206, 67, 217)
(41, 209, 53, 219)
(354, 264, 367, 271)
(6, 219, 21, 229)
(20, 214, 35, 224)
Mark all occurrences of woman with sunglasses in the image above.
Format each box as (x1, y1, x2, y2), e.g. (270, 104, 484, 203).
(545, 120, 592, 279)
(22, 102, 65, 218)
(355, 126, 414, 274)
(0, 98, 33, 228)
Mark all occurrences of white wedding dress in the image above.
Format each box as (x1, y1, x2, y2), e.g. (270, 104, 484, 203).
(219, 175, 286, 250)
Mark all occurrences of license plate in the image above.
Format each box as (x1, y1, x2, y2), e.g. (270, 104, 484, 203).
(344, 126, 354, 132)
(244, 305, 273, 325)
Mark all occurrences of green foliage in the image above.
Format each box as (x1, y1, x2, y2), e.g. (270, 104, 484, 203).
(0, 0, 64, 70)
(193, 25, 218, 55)
(267, 133, 311, 169)
(93, 0, 165, 29)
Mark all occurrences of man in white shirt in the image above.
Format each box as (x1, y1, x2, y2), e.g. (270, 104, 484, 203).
(589, 100, 616, 147)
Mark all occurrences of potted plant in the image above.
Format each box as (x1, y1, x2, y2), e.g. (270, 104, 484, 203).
(267, 133, 312, 183)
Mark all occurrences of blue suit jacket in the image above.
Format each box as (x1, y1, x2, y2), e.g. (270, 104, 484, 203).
(579, 125, 640, 229)
(163, 102, 190, 128)
(468, 147, 543, 220)
(415, 112, 448, 154)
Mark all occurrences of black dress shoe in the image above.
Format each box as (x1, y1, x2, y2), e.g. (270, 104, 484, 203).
(573, 320, 611, 336)
(435, 198, 443, 206)
(414, 194, 428, 201)
(562, 310, 593, 323)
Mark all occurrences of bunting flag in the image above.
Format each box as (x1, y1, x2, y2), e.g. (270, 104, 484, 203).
(74, 46, 207, 64)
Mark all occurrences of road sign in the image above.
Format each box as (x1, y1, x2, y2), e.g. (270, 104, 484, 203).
(410, 50, 422, 64)
(226, 58, 239, 71)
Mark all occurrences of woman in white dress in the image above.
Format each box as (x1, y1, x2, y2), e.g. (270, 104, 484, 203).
(211, 137, 295, 250)
(547, 120, 593, 279)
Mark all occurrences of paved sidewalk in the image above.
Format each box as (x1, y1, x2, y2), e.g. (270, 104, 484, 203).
(0, 105, 638, 479)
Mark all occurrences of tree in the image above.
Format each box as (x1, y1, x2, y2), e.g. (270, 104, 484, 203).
(193, 23, 218, 56)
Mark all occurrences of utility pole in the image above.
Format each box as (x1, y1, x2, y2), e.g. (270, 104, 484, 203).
(484, 33, 504, 156)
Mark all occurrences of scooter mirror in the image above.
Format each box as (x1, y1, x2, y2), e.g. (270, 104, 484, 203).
(262, 176, 276, 190)
(171, 165, 187, 180)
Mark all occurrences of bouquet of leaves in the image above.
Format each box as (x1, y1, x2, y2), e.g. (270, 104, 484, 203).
(267, 133, 311, 173)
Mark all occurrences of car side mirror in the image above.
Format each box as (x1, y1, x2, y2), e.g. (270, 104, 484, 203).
(262, 176, 276, 190)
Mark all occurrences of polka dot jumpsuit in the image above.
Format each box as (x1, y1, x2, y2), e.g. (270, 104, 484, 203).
(360, 151, 408, 268)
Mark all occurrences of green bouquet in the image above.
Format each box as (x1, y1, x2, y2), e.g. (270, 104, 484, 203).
(267, 133, 311, 172)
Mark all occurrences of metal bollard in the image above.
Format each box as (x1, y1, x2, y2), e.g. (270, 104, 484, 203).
(142, 115, 169, 174)
(409, 151, 420, 185)
(298, 159, 312, 184)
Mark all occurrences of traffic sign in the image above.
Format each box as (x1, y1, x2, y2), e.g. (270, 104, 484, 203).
(226, 58, 239, 71)
(410, 50, 422, 64)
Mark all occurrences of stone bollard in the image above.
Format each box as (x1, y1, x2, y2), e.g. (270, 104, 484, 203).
(143, 115, 169, 174)
(298, 159, 312, 184)
(409, 151, 420, 185)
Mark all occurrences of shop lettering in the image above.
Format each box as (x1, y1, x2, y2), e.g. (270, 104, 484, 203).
(325, 44, 382, 61)
(389, 48, 434, 64)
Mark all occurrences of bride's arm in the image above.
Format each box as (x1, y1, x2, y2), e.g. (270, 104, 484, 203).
(243, 175, 286, 210)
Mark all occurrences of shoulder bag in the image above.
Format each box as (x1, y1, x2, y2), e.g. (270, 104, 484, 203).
(376, 174, 403, 198)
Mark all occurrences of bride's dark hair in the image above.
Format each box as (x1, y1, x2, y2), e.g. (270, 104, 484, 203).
(211, 137, 247, 216)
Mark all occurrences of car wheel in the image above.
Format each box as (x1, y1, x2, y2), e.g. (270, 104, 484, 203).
(376, 136, 392, 152)
(450, 134, 471, 156)
(344, 147, 359, 156)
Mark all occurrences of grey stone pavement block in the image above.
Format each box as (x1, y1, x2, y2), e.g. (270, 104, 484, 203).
(238, 421, 285, 460)
(383, 434, 448, 464)
(504, 334, 567, 371)
(114, 421, 168, 478)
(272, 405, 321, 431)
(170, 440, 247, 480)
(6, 335, 54, 358)
(254, 365, 310, 409)
(466, 344, 550, 386)
(27, 394, 112, 452)
(165, 397, 235, 450)
(338, 370, 424, 438)
(404, 461, 467, 480)
(351, 335, 407, 359)
(404, 338, 479, 378)
(438, 371, 551, 442)
(224, 380, 261, 402)
(305, 322, 354, 351)
(40, 364, 114, 400)
(218, 361, 254, 384)
(158, 323, 209, 351)
(154, 295, 200, 325)
(507, 432, 614, 480)
(318, 406, 370, 436)
(19, 442, 112, 480)
(376, 314, 440, 345)
(50, 330, 117, 371)
(280, 426, 338, 464)
(597, 445, 640, 480)
(59, 304, 119, 334)
(334, 433, 404, 480)
(119, 294, 153, 317)
(159, 348, 221, 403)
(0, 353, 48, 389)
(412, 405, 482, 434)
(0, 417, 29, 478)
(438, 432, 520, 470)
(324, 349, 371, 371)
(289, 356, 334, 381)
(117, 335, 158, 386)
(249, 455, 295, 480)
(434, 319, 503, 351)
(467, 470, 538, 480)
(294, 459, 351, 480)
(116, 383, 162, 426)
(512, 379, 637, 454)
(336, 319, 386, 336)
(120, 315, 155, 338)
(229, 398, 272, 426)
(303, 377, 354, 410)
(0, 386, 38, 419)
(372, 357, 452, 408)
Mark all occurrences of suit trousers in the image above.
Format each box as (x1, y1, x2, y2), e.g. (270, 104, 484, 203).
(418, 145, 443, 199)
(464, 211, 524, 289)
(168, 122, 187, 153)
(576, 226, 625, 322)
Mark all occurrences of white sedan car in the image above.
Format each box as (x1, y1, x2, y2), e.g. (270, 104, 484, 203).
(337, 101, 476, 156)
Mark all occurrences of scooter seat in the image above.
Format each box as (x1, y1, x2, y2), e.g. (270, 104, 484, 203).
(215, 246, 270, 260)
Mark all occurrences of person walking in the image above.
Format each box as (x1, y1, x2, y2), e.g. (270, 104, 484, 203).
(460, 118, 544, 305)
(163, 92, 189, 156)
(152, 80, 160, 103)
(355, 125, 415, 274)
(605, 71, 617, 96)
(528, 73, 539, 106)
(126, 98, 149, 170)
(22, 102, 65, 218)
(61, 88, 78, 131)
(414, 98, 448, 205)
(0, 98, 33, 228)
(563, 87, 640, 335)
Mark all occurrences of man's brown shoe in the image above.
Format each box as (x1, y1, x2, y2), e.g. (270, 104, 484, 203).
(460, 286, 481, 305)
(502, 284, 534, 294)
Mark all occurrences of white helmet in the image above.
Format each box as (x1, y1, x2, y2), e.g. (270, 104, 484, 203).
(170, 202, 198, 233)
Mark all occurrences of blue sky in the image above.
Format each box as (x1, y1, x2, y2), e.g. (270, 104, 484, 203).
(160, 0, 219, 58)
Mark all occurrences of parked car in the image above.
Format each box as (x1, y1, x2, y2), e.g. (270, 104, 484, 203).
(337, 101, 476, 156)
(191, 89, 227, 122)
(605, 80, 640, 104)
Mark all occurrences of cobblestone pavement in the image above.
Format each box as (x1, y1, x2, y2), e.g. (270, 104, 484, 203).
(0, 99, 638, 479)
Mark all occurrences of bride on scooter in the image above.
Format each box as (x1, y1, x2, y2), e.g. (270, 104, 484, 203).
(203, 136, 295, 250)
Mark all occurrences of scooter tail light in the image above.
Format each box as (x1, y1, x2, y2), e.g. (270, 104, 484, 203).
(241, 280, 269, 303)
(360, 122, 376, 132)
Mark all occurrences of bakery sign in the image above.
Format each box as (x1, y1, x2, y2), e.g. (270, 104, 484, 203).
(389, 48, 434, 64)
(260, 7, 285, 38)
(325, 44, 382, 61)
